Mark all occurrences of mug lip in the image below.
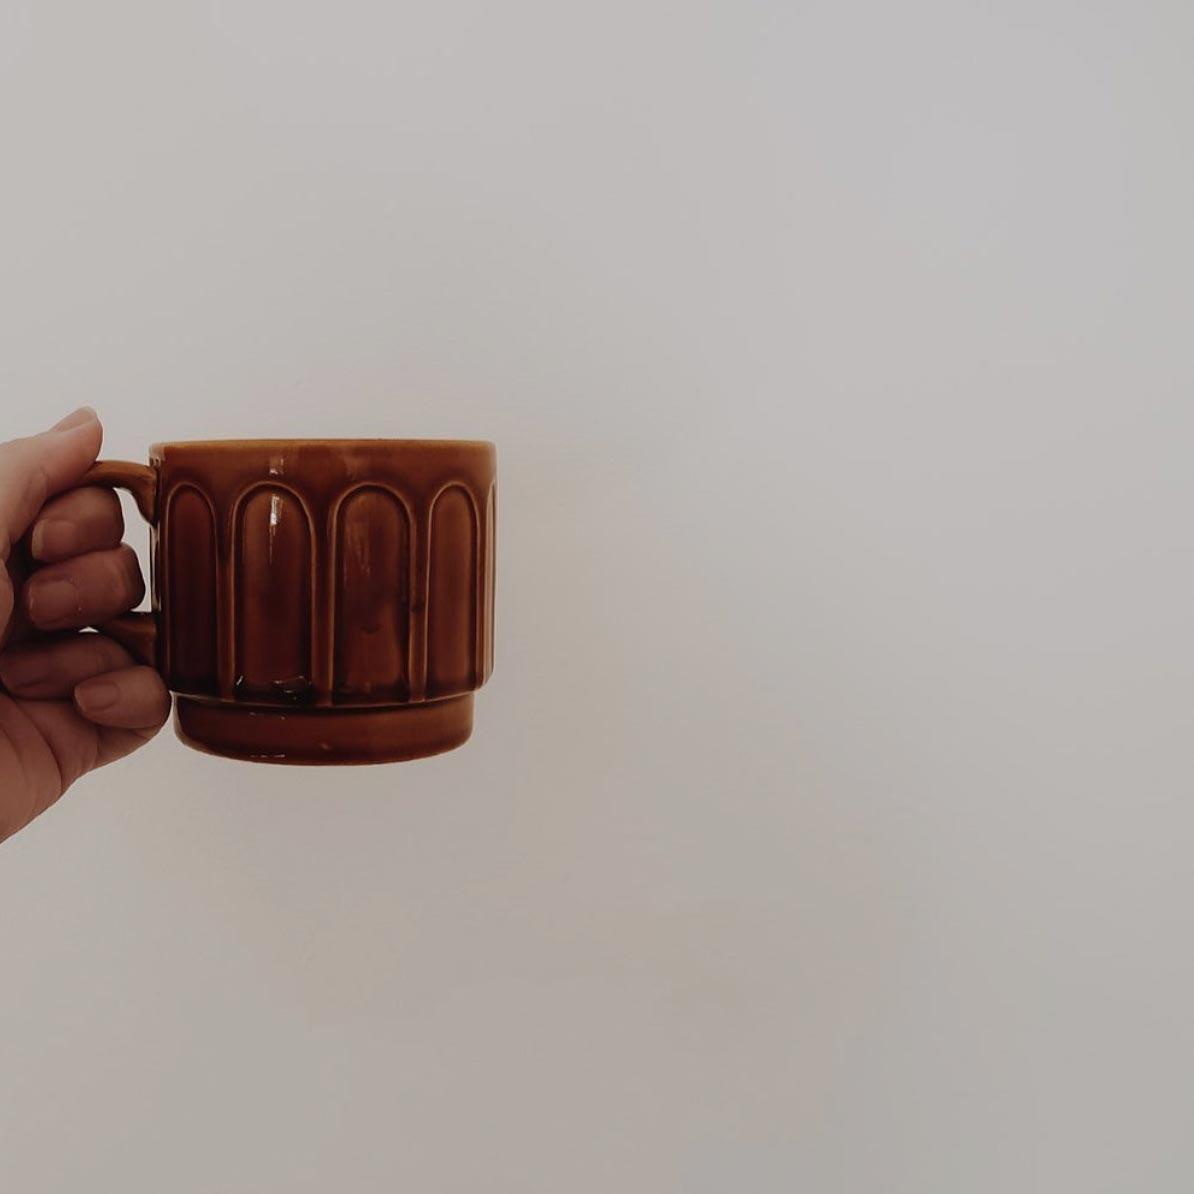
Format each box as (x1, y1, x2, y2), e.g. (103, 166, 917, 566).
(150, 437, 495, 453)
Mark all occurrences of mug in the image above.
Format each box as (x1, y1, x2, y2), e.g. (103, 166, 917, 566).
(84, 439, 496, 765)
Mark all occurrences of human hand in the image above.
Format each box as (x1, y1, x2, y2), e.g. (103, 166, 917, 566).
(0, 409, 170, 844)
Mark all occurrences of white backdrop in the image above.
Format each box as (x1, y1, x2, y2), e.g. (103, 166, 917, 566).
(2, 2, 1193, 1190)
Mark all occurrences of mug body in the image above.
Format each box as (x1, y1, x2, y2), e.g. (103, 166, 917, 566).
(149, 439, 495, 763)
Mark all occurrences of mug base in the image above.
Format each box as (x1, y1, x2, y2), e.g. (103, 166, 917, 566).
(174, 694, 475, 765)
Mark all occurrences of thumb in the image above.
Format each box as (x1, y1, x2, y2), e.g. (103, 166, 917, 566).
(0, 407, 103, 633)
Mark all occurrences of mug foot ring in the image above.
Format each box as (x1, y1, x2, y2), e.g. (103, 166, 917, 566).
(174, 694, 474, 765)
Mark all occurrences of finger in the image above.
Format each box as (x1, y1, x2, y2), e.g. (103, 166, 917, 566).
(74, 665, 171, 732)
(29, 486, 124, 563)
(0, 408, 102, 636)
(23, 544, 144, 632)
(0, 408, 102, 562)
(12, 692, 168, 809)
(0, 633, 132, 699)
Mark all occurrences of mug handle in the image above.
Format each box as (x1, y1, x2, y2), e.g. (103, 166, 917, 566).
(81, 461, 160, 668)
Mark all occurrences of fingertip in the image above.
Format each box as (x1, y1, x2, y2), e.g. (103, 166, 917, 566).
(0, 411, 103, 562)
(30, 487, 125, 563)
(74, 677, 120, 715)
(50, 406, 98, 432)
(73, 666, 171, 730)
(48, 406, 102, 461)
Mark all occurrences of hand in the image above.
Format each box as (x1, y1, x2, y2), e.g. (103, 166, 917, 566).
(0, 409, 170, 844)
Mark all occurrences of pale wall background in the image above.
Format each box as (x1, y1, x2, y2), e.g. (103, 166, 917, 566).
(2, 2, 1193, 1191)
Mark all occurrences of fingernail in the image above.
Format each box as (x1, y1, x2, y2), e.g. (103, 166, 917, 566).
(25, 576, 82, 626)
(75, 678, 118, 713)
(30, 519, 77, 561)
(50, 406, 97, 433)
(0, 652, 49, 692)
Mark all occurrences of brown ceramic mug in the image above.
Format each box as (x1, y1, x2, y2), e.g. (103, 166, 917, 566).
(83, 439, 496, 765)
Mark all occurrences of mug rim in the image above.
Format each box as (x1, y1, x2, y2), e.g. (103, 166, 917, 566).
(150, 437, 495, 452)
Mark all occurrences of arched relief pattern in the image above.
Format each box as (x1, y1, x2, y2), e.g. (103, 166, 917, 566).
(233, 485, 314, 701)
(158, 461, 492, 709)
(332, 486, 412, 703)
(426, 484, 479, 698)
(165, 484, 218, 693)
(483, 484, 496, 683)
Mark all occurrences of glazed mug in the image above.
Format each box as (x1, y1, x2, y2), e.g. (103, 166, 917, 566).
(84, 439, 496, 764)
